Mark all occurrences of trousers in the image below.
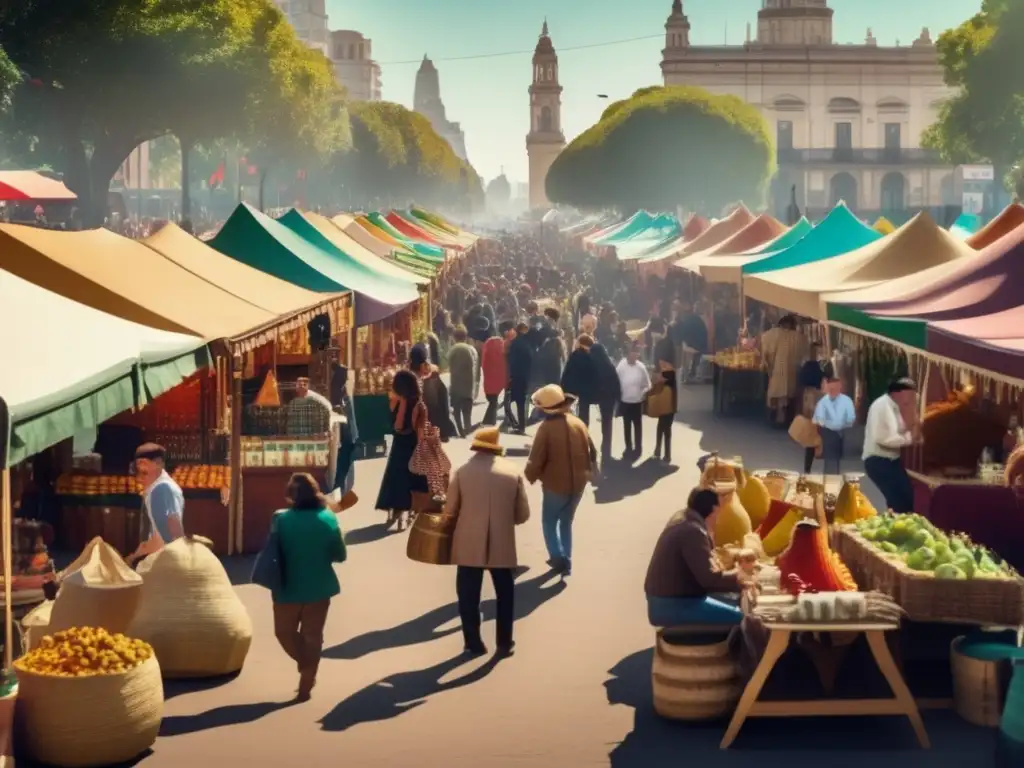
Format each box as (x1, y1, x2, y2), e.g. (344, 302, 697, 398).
(620, 401, 643, 453)
(864, 455, 915, 513)
(451, 396, 474, 437)
(646, 594, 742, 627)
(456, 566, 515, 648)
(273, 599, 330, 691)
(542, 491, 582, 568)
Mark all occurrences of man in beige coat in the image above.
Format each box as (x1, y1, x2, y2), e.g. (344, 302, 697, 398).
(446, 426, 531, 657)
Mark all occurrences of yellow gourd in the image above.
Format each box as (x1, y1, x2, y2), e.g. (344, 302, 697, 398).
(761, 507, 805, 556)
(834, 479, 877, 525)
(736, 473, 771, 528)
(711, 491, 753, 547)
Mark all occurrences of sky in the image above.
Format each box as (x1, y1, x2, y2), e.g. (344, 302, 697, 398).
(328, 0, 982, 187)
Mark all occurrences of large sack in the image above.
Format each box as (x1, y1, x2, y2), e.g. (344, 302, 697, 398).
(21, 600, 54, 652)
(128, 535, 253, 678)
(49, 537, 142, 635)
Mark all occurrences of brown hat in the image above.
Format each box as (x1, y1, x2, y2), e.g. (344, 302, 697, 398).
(532, 384, 577, 414)
(470, 426, 505, 456)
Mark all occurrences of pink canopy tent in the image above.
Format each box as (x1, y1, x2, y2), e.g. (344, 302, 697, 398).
(0, 171, 76, 202)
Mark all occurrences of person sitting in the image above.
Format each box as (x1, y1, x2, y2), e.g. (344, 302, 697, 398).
(644, 489, 754, 627)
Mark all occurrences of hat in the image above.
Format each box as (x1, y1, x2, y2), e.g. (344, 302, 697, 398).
(470, 426, 505, 455)
(410, 343, 430, 369)
(532, 384, 577, 414)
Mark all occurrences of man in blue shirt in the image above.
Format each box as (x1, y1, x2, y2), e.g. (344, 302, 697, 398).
(811, 377, 856, 477)
(130, 443, 185, 563)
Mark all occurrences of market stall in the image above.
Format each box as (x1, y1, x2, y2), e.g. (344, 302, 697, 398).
(674, 214, 786, 275)
(710, 348, 765, 417)
(695, 217, 813, 286)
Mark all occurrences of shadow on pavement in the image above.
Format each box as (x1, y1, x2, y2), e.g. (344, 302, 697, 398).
(323, 567, 565, 660)
(343, 522, 393, 546)
(604, 648, 998, 767)
(319, 652, 504, 732)
(163, 671, 241, 700)
(594, 458, 678, 504)
(160, 700, 296, 737)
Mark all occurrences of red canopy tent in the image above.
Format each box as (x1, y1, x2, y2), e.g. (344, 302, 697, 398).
(0, 171, 76, 202)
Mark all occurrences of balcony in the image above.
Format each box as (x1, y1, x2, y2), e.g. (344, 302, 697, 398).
(777, 148, 945, 165)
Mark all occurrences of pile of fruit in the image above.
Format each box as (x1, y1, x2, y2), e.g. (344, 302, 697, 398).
(55, 474, 142, 496)
(15, 627, 154, 677)
(712, 347, 761, 371)
(854, 513, 1018, 580)
(170, 464, 229, 490)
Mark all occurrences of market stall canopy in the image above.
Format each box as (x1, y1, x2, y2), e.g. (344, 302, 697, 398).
(0, 269, 207, 467)
(143, 222, 348, 318)
(966, 202, 1024, 250)
(873, 217, 896, 235)
(410, 207, 478, 244)
(364, 212, 445, 260)
(749, 216, 812, 256)
(949, 212, 981, 240)
(616, 214, 682, 260)
(928, 306, 1024, 382)
(746, 212, 971, 319)
(210, 204, 416, 326)
(744, 202, 879, 275)
(333, 213, 438, 279)
(694, 217, 813, 284)
(301, 212, 428, 286)
(676, 215, 785, 274)
(676, 205, 754, 257)
(585, 211, 655, 246)
(0, 171, 76, 202)
(682, 214, 711, 242)
(398, 210, 475, 249)
(385, 211, 446, 247)
(0, 223, 274, 338)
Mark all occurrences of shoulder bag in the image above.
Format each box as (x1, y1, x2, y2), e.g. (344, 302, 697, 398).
(251, 513, 285, 592)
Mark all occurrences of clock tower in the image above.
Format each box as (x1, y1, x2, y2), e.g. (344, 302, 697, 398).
(526, 20, 565, 210)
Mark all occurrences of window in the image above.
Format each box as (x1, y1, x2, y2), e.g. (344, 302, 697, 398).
(884, 123, 901, 161)
(540, 106, 553, 132)
(834, 122, 852, 161)
(777, 120, 793, 151)
(348, 44, 355, 59)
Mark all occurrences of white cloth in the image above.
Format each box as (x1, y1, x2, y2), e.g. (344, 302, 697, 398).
(616, 358, 652, 403)
(862, 394, 913, 460)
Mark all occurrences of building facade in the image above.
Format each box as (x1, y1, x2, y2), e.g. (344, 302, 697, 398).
(273, 0, 329, 55)
(660, 0, 956, 219)
(330, 30, 382, 102)
(526, 21, 565, 210)
(414, 57, 468, 162)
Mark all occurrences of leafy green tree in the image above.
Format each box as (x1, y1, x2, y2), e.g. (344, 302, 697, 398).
(546, 85, 774, 214)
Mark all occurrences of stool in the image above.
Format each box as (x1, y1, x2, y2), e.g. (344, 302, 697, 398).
(651, 627, 742, 721)
(952, 635, 1014, 727)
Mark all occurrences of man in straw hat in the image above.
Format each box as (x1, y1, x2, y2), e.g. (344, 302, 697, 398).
(525, 384, 597, 577)
(446, 426, 531, 657)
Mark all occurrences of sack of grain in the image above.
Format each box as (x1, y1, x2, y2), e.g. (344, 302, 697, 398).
(49, 537, 142, 635)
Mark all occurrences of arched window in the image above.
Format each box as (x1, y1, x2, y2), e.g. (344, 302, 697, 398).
(829, 172, 858, 208)
(348, 44, 355, 59)
(880, 172, 906, 211)
(828, 97, 861, 114)
(540, 106, 553, 132)
(547, 65, 553, 81)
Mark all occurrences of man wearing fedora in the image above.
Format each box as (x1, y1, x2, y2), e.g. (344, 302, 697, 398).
(446, 426, 531, 656)
(525, 384, 597, 576)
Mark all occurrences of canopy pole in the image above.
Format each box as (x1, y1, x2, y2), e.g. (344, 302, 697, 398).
(1, 468, 12, 671)
(229, 352, 244, 556)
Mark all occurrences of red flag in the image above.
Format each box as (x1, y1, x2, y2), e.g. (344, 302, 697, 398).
(208, 161, 225, 188)
(247, 165, 258, 176)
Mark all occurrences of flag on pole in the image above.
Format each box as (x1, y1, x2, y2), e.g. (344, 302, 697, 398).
(208, 161, 225, 188)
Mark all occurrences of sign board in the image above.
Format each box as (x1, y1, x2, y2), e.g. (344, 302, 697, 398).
(960, 165, 995, 182)
(962, 191, 985, 214)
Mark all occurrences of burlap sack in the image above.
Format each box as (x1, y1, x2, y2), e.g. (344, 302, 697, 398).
(128, 535, 253, 678)
(48, 537, 142, 634)
(21, 600, 54, 652)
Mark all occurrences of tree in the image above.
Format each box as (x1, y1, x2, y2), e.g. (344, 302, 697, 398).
(923, 0, 1024, 188)
(546, 85, 774, 214)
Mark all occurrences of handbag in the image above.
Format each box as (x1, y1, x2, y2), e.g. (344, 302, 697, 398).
(788, 414, 821, 449)
(409, 403, 452, 498)
(251, 515, 285, 592)
(406, 511, 457, 565)
(645, 380, 674, 418)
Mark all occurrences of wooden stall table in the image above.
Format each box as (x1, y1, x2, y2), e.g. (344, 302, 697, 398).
(720, 613, 929, 749)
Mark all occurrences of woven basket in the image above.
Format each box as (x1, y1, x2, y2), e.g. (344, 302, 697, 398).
(651, 630, 740, 721)
(15, 656, 163, 767)
(406, 512, 456, 565)
(951, 636, 1012, 727)
(128, 536, 253, 678)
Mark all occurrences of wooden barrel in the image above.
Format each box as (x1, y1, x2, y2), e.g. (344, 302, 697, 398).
(952, 636, 1012, 727)
(651, 630, 741, 721)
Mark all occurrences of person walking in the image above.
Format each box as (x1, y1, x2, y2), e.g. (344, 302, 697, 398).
(271, 473, 347, 701)
(410, 343, 457, 442)
(375, 370, 429, 531)
(863, 378, 919, 513)
(652, 332, 678, 464)
(589, 343, 621, 466)
(446, 427, 531, 657)
(525, 384, 597, 576)
(447, 325, 478, 438)
(811, 376, 855, 477)
(616, 341, 651, 458)
(505, 321, 533, 434)
(561, 334, 597, 425)
(480, 332, 507, 426)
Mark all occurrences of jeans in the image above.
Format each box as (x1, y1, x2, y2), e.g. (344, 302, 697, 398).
(541, 491, 582, 569)
(864, 455, 915, 513)
(483, 394, 499, 425)
(456, 566, 515, 649)
(620, 401, 643, 454)
(451, 396, 474, 437)
(647, 594, 742, 627)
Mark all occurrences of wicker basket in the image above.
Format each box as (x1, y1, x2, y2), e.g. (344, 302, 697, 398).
(951, 636, 1012, 727)
(128, 536, 253, 678)
(651, 630, 741, 721)
(406, 512, 456, 565)
(15, 656, 163, 767)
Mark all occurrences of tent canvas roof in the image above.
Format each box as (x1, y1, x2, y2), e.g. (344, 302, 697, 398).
(676, 215, 785, 274)
(966, 202, 1024, 250)
(696, 218, 813, 285)
(616, 215, 682, 260)
(677, 206, 754, 256)
(334, 214, 438, 278)
(949, 212, 981, 240)
(399, 210, 474, 248)
(385, 211, 445, 246)
(682, 214, 710, 241)
(587, 211, 655, 245)
(928, 307, 1024, 381)
(365, 212, 445, 260)
(745, 212, 972, 319)
(0, 223, 274, 338)
(301, 212, 428, 286)
(1, 268, 206, 467)
(0, 171, 76, 202)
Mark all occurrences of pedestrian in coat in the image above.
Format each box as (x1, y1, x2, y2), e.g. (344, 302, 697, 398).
(446, 426, 530, 656)
(506, 321, 534, 434)
(561, 334, 597, 426)
(588, 343, 621, 465)
(410, 344, 457, 441)
(447, 325, 479, 437)
(480, 334, 507, 426)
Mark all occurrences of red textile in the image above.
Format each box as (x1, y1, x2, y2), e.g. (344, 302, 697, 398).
(481, 337, 507, 396)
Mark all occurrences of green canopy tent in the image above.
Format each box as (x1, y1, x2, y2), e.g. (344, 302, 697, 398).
(585, 210, 656, 246)
(211, 204, 418, 326)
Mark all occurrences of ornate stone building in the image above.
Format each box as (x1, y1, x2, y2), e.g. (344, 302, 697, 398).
(414, 57, 468, 162)
(526, 21, 566, 210)
(660, 0, 957, 218)
(272, 0, 329, 56)
(330, 30, 382, 102)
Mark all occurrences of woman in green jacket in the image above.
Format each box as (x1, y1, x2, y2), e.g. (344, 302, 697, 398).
(272, 473, 347, 701)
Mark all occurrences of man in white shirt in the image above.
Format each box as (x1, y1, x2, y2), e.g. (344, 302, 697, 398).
(862, 378, 919, 513)
(812, 377, 856, 476)
(615, 342, 652, 458)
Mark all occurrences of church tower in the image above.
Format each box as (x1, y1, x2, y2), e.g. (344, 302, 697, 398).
(526, 20, 565, 210)
(664, 0, 690, 55)
(757, 0, 833, 46)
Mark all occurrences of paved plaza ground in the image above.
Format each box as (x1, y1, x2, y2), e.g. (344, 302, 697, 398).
(83, 387, 999, 768)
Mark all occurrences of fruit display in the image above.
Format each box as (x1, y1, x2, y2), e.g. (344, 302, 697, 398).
(777, 519, 858, 592)
(56, 473, 142, 496)
(355, 366, 400, 395)
(853, 513, 1018, 580)
(712, 347, 761, 371)
(833, 476, 877, 524)
(170, 464, 229, 490)
(15, 627, 153, 677)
